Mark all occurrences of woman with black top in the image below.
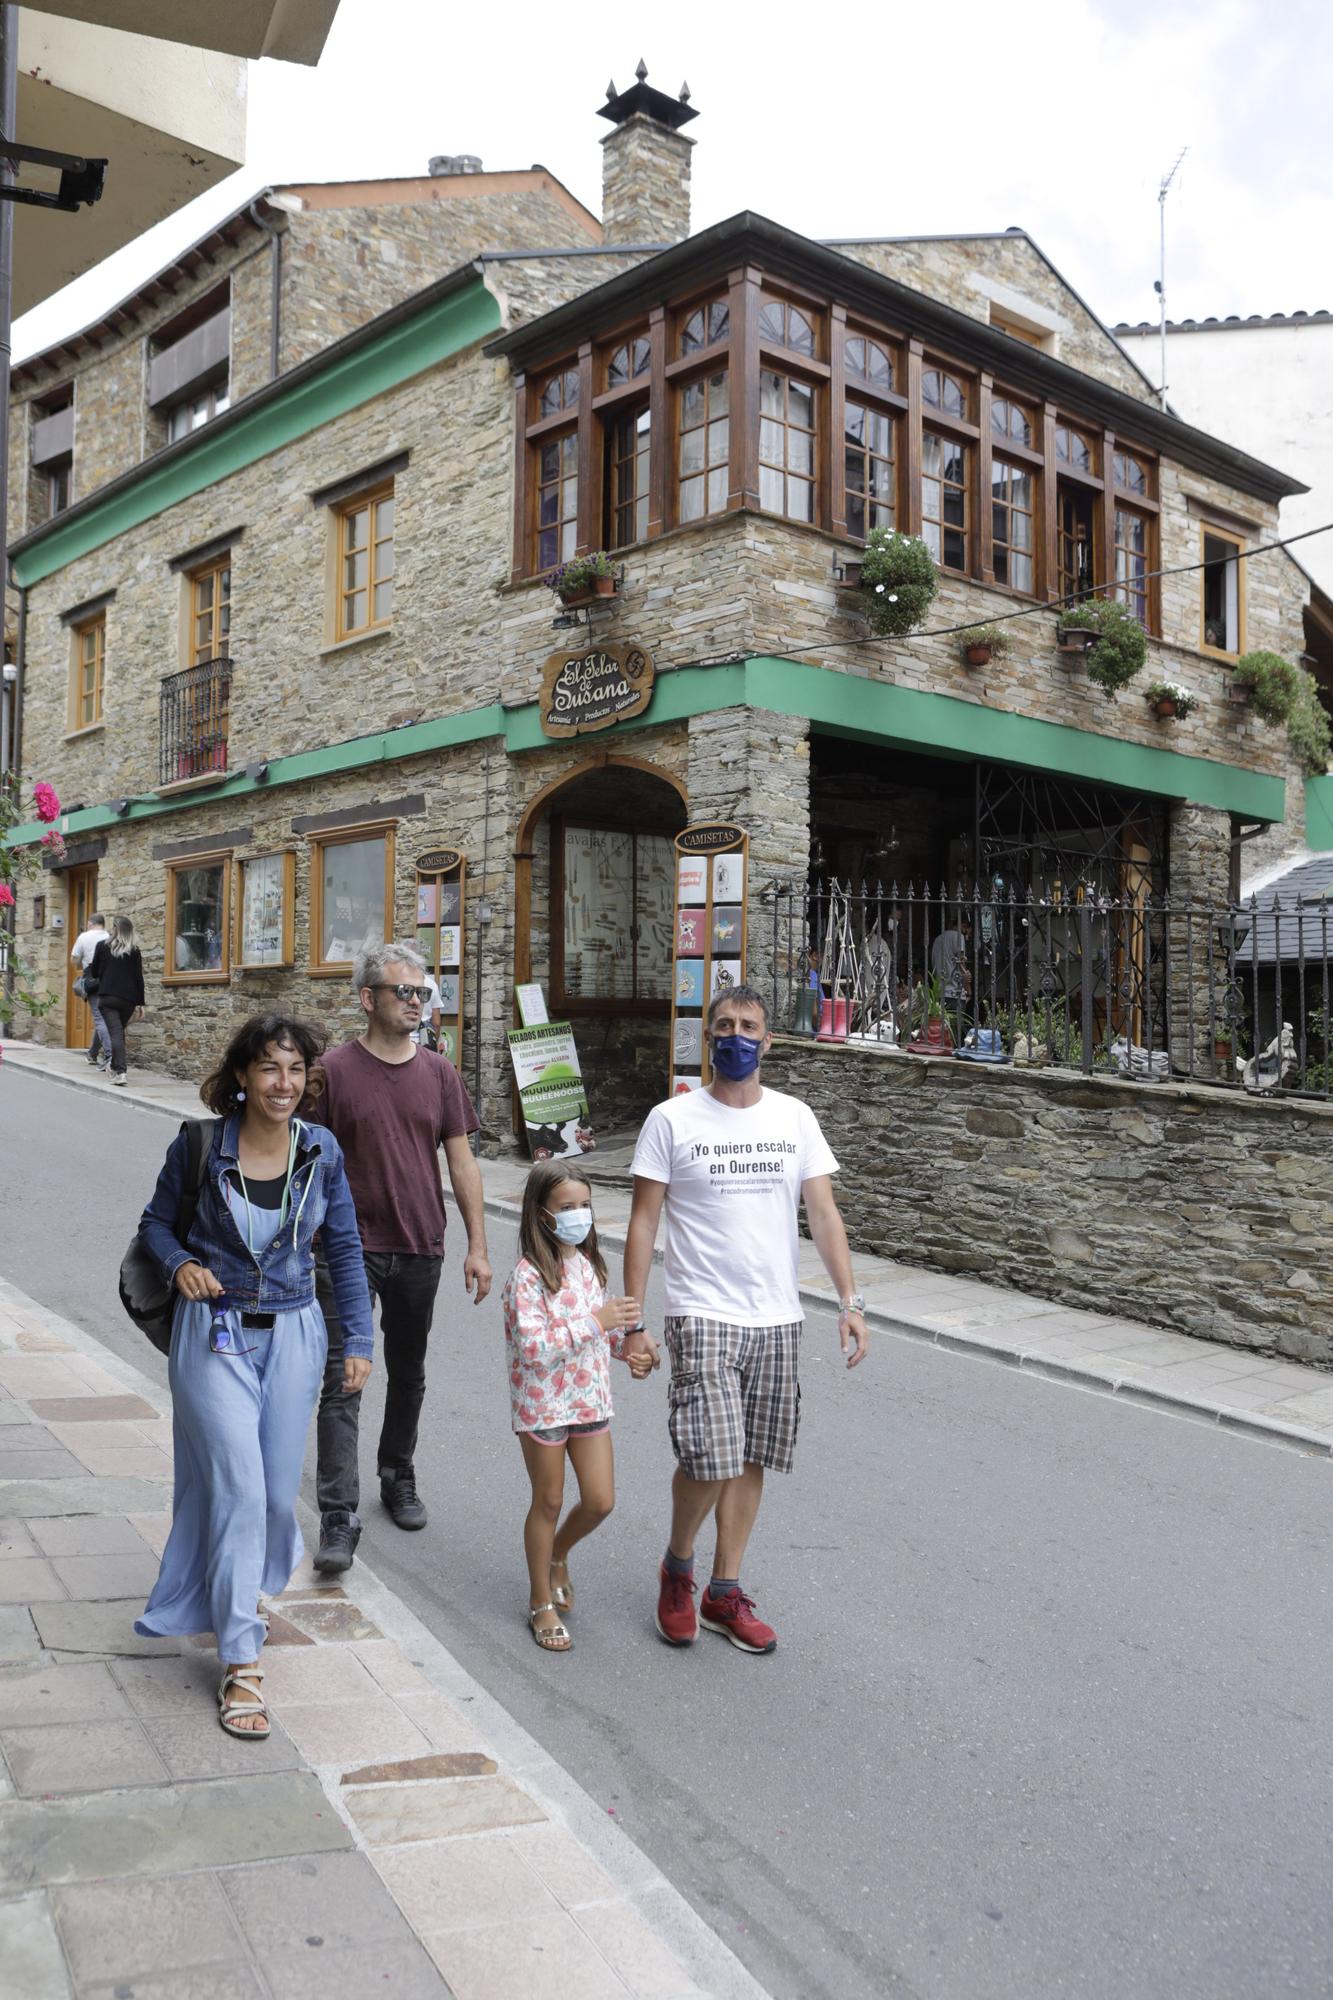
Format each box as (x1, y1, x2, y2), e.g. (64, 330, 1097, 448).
(87, 914, 145, 1085)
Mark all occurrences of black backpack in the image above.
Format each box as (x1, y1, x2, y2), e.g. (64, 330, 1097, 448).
(119, 1118, 219, 1355)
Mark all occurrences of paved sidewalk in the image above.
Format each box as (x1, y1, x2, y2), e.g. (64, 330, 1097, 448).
(0, 1272, 759, 2000)
(5, 1037, 1332, 1456)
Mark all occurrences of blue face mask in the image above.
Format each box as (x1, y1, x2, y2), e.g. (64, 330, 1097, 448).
(545, 1206, 593, 1246)
(711, 1033, 764, 1081)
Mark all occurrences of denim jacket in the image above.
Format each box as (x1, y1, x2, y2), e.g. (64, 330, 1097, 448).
(138, 1114, 375, 1357)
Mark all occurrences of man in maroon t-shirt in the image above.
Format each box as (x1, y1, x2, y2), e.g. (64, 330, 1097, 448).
(311, 941, 492, 1572)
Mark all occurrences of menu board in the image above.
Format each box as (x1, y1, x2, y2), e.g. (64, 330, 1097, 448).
(414, 851, 466, 1067)
(668, 823, 749, 1095)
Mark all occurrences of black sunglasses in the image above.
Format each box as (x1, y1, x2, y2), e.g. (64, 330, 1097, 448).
(373, 982, 430, 1003)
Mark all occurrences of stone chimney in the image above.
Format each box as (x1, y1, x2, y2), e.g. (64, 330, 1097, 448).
(598, 61, 697, 245)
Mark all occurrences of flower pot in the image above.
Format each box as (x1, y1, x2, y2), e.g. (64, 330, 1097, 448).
(1058, 628, 1096, 654)
(1153, 697, 1177, 717)
(557, 588, 595, 609)
(593, 575, 616, 597)
(1214, 1037, 1234, 1064)
(906, 1015, 955, 1057)
(965, 644, 992, 667)
(836, 558, 865, 589)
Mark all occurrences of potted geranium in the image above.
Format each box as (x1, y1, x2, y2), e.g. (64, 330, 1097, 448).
(1057, 598, 1147, 698)
(858, 529, 938, 638)
(959, 623, 1011, 668)
(1231, 650, 1300, 724)
(1144, 678, 1197, 719)
(549, 552, 616, 606)
(0, 776, 63, 1028)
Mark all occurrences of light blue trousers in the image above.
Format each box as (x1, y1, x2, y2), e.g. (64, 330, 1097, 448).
(136, 1297, 327, 1663)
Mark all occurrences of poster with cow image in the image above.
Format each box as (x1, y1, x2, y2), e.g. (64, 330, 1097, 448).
(507, 1022, 596, 1160)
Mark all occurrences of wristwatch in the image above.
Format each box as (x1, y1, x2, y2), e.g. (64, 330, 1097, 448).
(839, 1294, 866, 1318)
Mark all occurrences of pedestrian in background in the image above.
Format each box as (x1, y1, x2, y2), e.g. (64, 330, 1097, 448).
(311, 940, 492, 1575)
(70, 908, 109, 1067)
(503, 1160, 648, 1652)
(86, 914, 144, 1085)
(134, 1013, 373, 1738)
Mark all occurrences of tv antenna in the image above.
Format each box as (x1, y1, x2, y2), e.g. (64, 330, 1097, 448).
(1154, 147, 1188, 410)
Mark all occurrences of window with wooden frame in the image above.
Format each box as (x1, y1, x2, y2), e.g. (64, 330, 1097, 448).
(539, 364, 579, 417)
(166, 856, 231, 983)
(676, 368, 730, 523)
(48, 460, 71, 519)
(1200, 527, 1245, 655)
(923, 368, 968, 420)
(843, 332, 900, 540)
(1055, 423, 1094, 473)
(606, 403, 650, 549)
(990, 457, 1036, 593)
(309, 825, 396, 975)
(992, 397, 1034, 449)
(167, 380, 230, 444)
(68, 611, 105, 732)
(846, 335, 896, 394)
(679, 295, 729, 356)
(552, 817, 675, 1012)
(758, 295, 816, 358)
(335, 483, 395, 639)
(536, 431, 579, 569)
(1055, 422, 1100, 601)
(759, 368, 816, 522)
(1113, 504, 1151, 625)
(235, 851, 296, 970)
(189, 553, 231, 664)
(922, 431, 968, 571)
(606, 336, 650, 389)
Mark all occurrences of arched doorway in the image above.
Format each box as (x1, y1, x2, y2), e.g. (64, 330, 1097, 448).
(514, 754, 687, 1134)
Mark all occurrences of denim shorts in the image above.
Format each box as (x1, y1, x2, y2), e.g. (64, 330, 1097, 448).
(529, 1418, 609, 1447)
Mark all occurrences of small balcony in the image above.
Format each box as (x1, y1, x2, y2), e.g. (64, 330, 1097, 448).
(159, 657, 231, 788)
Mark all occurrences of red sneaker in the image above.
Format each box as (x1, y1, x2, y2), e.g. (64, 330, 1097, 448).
(699, 1586, 776, 1654)
(655, 1561, 698, 1646)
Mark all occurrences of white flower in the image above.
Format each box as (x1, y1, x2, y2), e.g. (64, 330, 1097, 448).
(876, 583, 886, 594)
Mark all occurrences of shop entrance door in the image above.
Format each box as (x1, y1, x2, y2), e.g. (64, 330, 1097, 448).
(64, 864, 98, 1049)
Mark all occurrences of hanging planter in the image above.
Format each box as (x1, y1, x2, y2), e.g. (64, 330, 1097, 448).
(1231, 650, 1300, 724)
(549, 552, 617, 608)
(959, 623, 1011, 669)
(857, 529, 939, 637)
(1057, 621, 1097, 655)
(1144, 679, 1197, 720)
(1056, 599, 1147, 697)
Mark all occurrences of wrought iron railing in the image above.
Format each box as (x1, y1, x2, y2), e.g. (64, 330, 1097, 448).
(159, 657, 231, 786)
(766, 879, 1333, 1099)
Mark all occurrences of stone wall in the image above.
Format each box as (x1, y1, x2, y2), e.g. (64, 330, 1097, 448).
(600, 114, 691, 246)
(761, 1036, 1333, 1364)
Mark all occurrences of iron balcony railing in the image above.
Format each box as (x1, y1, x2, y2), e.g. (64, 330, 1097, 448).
(159, 657, 231, 787)
(766, 879, 1333, 1100)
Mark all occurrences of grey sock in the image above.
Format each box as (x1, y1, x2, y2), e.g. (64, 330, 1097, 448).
(707, 1576, 739, 1600)
(664, 1548, 694, 1578)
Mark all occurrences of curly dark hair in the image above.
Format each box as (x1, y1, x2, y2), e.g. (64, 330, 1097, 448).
(200, 1013, 327, 1116)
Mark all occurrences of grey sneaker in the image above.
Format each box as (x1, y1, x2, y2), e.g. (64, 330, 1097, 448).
(379, 1469, 427, 1530)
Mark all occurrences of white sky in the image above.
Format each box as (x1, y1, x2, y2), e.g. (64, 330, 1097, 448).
(13, 0, 1333, 364)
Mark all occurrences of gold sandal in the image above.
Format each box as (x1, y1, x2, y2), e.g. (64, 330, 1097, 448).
(528, 1603, 572, 1652)
(218, 1665, 270, 1738)
(550, 1559, 574, 1611)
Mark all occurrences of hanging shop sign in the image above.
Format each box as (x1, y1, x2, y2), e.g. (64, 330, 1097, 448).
(507, 1021, 596, 1159)
(668, 822, 749, 1097)
(415, 851, 467, 1067)
(538, 644, 655, 739)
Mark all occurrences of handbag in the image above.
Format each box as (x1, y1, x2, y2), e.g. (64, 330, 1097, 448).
(118, 1118, 219, 1355)
(72, 973, 88, 999)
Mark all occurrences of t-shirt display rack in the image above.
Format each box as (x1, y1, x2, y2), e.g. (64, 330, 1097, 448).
(414, 848, 466, 1066)
(668, 822, 749, 1096)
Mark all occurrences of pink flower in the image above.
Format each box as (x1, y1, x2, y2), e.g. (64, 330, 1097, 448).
(40, 830, 65, 857)
(0, 882, 13, 907)
(32, 782, 60, 823)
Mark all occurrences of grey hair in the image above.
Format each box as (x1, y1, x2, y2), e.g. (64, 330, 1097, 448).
(353, 938, 427, 991)
(108, 915, 137, 957)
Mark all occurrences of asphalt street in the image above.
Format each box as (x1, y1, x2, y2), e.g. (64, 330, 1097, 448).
(3, 1063, 1332, 1999)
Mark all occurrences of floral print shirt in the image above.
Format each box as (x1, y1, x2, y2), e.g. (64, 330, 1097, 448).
(502, 1251, 624, 1434)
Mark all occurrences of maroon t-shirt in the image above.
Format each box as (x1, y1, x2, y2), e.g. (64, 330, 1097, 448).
(311, 1039, 479, 1256)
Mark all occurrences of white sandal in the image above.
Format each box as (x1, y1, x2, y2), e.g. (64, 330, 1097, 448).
(218, 1664, 270, 1738)
(528, 1603, 572, 1652)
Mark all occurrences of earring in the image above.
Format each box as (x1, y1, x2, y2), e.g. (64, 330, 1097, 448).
(235, 1088, 246, 1102)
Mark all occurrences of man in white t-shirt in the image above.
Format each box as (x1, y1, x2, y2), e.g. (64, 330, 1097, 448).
(624, 984, 869, 1656)
(70, 911, 110, 1066)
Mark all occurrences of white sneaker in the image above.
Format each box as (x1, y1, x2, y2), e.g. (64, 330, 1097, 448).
(111, 1072, 127, 1086)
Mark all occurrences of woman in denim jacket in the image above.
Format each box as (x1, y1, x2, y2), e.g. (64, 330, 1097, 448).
(135, 1012, 373, 1738)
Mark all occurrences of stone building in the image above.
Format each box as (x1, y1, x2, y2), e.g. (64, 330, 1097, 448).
(5, 66, 1324, 1151)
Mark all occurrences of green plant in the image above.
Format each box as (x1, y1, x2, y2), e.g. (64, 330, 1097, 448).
(0, 774, 63, 1027)
(1057, 597, 1147, 698)
(960, 622, 1012, 658)
(1144, 678, 1197, 718)
(910, 972, 948, 1027)
(1300, 1004, 1333, 1093)
(548, 551, 614, 596)
(858, 529, 938, 637)
(1233, 650, 1300, 725)
(1287, 666, 1333, 775)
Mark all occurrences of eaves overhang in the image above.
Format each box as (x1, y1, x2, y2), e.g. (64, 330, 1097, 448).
(486, 212, 1308, 507)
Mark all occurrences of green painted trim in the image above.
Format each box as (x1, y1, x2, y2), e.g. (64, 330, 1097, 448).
(1305, 774, 1333, 850)
(11, 281, 501, 588)
(9, 654, 1285, 847)
(736, 656, 1286, 822)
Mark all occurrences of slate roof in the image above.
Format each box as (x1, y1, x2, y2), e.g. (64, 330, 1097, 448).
(1234, 852, 1333, 963)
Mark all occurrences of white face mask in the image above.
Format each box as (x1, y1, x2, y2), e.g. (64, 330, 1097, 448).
(545, 1206, 593, 1246)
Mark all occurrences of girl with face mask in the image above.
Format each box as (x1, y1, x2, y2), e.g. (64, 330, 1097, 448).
(502, 1160, 653, 1651)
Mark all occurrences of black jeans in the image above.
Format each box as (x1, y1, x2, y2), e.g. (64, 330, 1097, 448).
(98, 996, 134, 1074)
(315, 1247, 443, 1522)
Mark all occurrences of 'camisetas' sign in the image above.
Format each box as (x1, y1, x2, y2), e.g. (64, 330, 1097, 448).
(538, 644, 655, 738)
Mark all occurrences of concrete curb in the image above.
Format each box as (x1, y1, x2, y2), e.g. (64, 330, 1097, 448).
(8, 1042, 1331, 1465)
(0, 1268, 771, 2000)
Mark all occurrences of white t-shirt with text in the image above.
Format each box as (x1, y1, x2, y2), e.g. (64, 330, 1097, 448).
(631, 1085, 839, 1325)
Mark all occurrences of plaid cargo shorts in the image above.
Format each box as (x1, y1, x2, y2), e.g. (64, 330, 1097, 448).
(663, 1316, 802, 1481)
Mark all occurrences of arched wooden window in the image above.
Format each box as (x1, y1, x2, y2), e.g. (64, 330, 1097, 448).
(845, 335, 894, 390)
(680, 296, 729, 355)
(1054, 424, 1093, 471)
(539, 365, 578, 418)
(991, 397, 1033, 448)
(1113, 450, 1148, 496)
(607, 336, 651, 387)
(922, 368, 966, 418)
(758, 296, 816, 357)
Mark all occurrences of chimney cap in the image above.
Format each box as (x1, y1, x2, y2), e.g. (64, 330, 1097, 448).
(429, 153, 483, 176)
(599, 60, 698, 130)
